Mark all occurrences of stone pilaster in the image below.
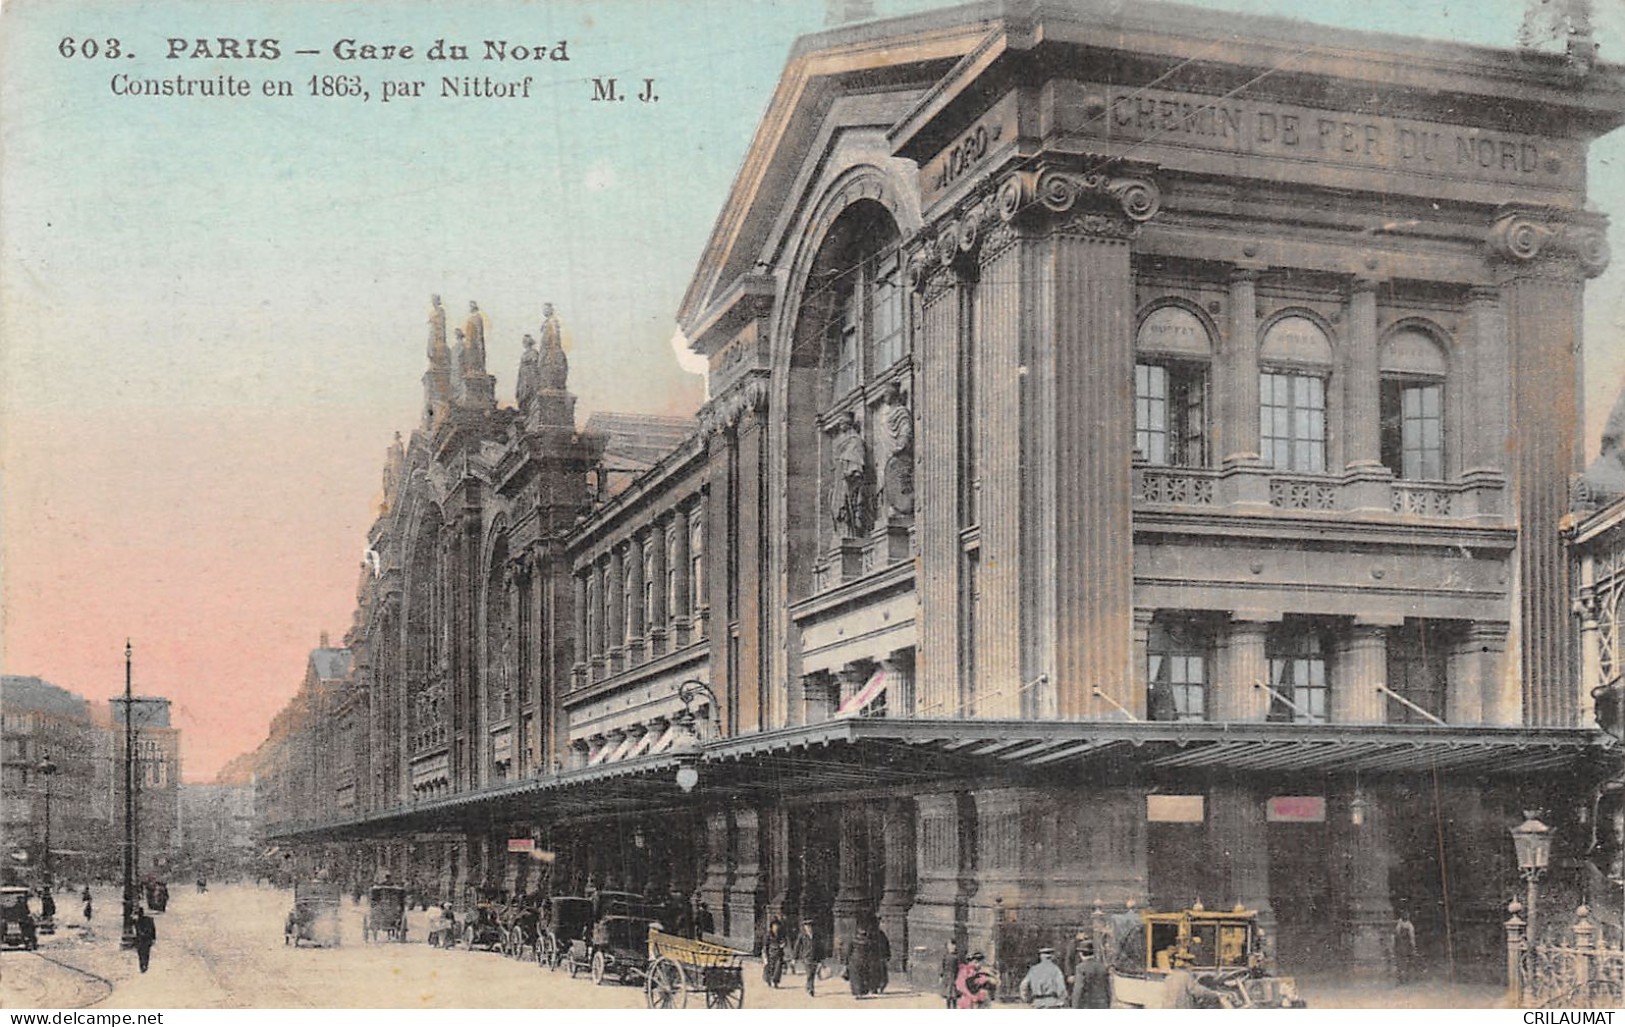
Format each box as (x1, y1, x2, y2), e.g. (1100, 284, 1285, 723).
(801, 671, 837, 724)
(1222, 267, 1263, 465)
(881, 650, 917, 717)
(1334, 623, 1389, 725)
(764, 806, 797, 922)
(1489, 205, 1608, 725)
(1215, 616, 1273, 721)
(1337, 792, 1394, 979)
(648, 518, 668, 655)
(909, 247, 972, 720)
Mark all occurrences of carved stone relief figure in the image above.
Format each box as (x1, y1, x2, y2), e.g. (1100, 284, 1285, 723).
(876, 381, 915, 519)
(826, 411, 873, 538)
(516, 334, 540, 417)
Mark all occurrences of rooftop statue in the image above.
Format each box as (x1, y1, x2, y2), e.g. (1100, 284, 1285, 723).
(427, 294, 449, 365)
(516, 333, 541, 415)
(539, 303, 568, 391)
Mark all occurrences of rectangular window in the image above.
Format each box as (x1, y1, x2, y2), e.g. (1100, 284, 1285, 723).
(1136, 363, 1207, 466)
(689, 513, 705, 614)
(1380, 380, 1443, 480)
(831, 289, 860, 398)
(1148, 618, 1211, 722)
(1260, 372, 1326, 472)
(870, 251, 905, 371)
(1387, 621, 1448, 724)
(1267, 626, 1329, 724)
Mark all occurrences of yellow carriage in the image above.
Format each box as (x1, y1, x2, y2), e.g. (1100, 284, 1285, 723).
(643, 926, 747, 1009)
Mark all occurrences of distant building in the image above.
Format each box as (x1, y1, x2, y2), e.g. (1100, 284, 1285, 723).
(107, 696, 182, 878)
(0, 676, 103, 882)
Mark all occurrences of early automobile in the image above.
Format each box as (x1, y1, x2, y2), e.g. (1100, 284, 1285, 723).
(460, 896, 504, 952)
(285, 879, 343, 947)
(362, 884, 408, 943)
(543, 896, 592, 971)
(0, 887, 38, 951)
(1105, 904, 1305, 1009)
(589, 913, 661, 986)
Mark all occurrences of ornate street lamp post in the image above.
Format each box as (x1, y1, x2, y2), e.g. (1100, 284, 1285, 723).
(671, 679, 716, 794)
(1511, 810, 1553, 939)
(36, 754, 57, 887)
(121, 641, 137, 949)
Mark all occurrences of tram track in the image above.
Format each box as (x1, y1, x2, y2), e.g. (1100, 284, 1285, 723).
(14, 948, 116, 1007)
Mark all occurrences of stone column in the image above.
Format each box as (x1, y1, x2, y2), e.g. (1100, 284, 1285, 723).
(607, 547, 625, 670)
(670, 515, 692, 645)
(878, 798, 917, 971)
(1455, 621, 1514, 726)
(573, 571, 588, 668)
(648, 518, 669, 654)
(908, 793, 967, 990)
(699, 810, 731, 937)
(881, 651, 917, 717)
(1208, 783, 1275, 944)
(1578, 565, 1603, 728)
(1337, 791, 1394, 979)
(801, 671, 837, 724)
(1344, 278, 1383, 469)
(832, 804, 869, 957)
(726, 808, 762, 951)
(1334, 623, 1390, 725)
(764, 806, 797, 922)
(1215, 616, 1273, 721)
(627, 537, 645, 651)
(1132, 609, 1155, 720)
(1222, 267, 1263, 465)
(1465, 285, 1508, 474)
(1490, 206, 1608, 725)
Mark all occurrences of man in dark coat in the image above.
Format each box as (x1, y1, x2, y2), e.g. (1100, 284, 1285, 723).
(844, 926, 874, 996)
(133, 906, 157, 973)
(940, 939, 963, 1009)
(1070, 936, 1110, 1009)
(798, 921, 827, 996)
(762, 916, 787, 988)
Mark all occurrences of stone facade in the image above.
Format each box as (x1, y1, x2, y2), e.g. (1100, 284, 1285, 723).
(252, 1, 1625, 987)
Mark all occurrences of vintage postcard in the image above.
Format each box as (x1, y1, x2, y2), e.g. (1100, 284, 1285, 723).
(5, 0, 1625, 1015)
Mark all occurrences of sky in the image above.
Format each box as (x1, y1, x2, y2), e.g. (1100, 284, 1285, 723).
(3, 0, 1625, 782)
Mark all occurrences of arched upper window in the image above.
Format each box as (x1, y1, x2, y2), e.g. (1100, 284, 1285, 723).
(1380, 326, 1450, 480)
(1259, 315, 1334, 472)
(813, 202, 906, 409)
(1135, 304, 1213, 467)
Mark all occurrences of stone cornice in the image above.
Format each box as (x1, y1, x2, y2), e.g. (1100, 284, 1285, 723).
(698, 369, 770, 437)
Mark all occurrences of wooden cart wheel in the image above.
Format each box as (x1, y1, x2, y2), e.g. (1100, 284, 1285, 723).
(645, 957, 687, 1009)
(706, 974, 744, 1009)
(591, 949, 608, 986)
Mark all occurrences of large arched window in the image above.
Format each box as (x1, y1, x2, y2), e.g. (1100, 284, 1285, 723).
(1379, 327, 1449, 480)
(1259, 315, 1334, 472)
(1135, 304, 1213, 467)
(816, 202, 907, 409)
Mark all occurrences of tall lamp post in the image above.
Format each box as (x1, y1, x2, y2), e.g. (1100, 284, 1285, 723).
(36, 754, 57, 887)
(1511, 811, 1553, 939)
(121, 640, 136, 949)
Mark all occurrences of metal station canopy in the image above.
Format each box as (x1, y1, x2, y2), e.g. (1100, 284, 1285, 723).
(269, 717, 1603, 843)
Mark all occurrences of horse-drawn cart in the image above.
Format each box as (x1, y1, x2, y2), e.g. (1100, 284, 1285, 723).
(644, 927, 746, 1008)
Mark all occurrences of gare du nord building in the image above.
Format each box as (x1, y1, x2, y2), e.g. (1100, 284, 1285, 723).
(266, 0, 1625, 985)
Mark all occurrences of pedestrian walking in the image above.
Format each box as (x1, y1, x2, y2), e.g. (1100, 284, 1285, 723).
(133, 906, 157, 973)
(871, 920, 892, 993)
(940, 939, 963, 1009)
(762, 916, 787, 988)
(956, 951, 995, 1009)
(1019, 946, 1068, 1008)
(798, 921, 827, 997)
(843, 924, 875, 997)
(1069, 935, 1109, 1009)
(1393, 909, 1418, 983)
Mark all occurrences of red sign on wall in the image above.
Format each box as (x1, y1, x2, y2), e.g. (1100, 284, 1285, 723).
(1266, 796, 1326, 822)
(507, 838, 535, 853)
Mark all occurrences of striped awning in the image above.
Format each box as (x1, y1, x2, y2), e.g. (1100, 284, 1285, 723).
(626, 729, 656, 760)
(649, 722, 680, 755)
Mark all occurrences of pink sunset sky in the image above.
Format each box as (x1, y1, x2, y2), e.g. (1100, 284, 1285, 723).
(4, 0, 1625, 782)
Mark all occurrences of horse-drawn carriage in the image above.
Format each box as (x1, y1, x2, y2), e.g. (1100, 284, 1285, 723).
(362, 884, 407, 943)
(0, 887, 38, 951)
(285, 879, 343, 947)
(1105, 904, 1305, 1009)
(644, 927, 747, 1008)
